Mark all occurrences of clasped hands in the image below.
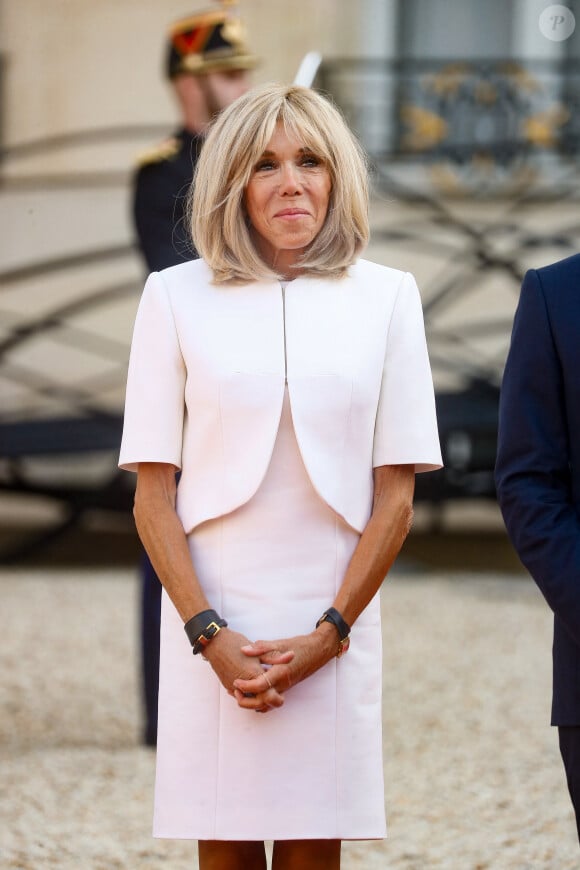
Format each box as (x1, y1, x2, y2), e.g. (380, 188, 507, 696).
(203, 624, 338, 714)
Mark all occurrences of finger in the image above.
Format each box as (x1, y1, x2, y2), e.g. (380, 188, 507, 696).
(233, 671, 275, 698)
(233, 672, 284, 695)
(262, 663, 293, 692)
(259, 673, 285, 708)
(259, 649, 294, 665)
(240, 640, 286, 656)
(264, 689, 284, 708)
(240, 644, 263, 657)
(233, 675, 263, 692)
(233, 687, 284, 710)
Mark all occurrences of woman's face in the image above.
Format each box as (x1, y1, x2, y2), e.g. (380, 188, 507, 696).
(244, 121, 331, 276)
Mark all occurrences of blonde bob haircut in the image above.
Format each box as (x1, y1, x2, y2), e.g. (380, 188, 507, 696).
(190, 83, 369, 284)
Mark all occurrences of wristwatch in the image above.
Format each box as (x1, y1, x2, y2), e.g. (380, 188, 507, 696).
(316, 607, 351, 657)
(184, 609, 228, 655)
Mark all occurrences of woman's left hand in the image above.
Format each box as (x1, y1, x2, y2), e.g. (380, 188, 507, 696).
(232, 622, 338, 711)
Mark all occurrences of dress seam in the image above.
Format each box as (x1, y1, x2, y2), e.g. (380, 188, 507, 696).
(212, 514, 224, 839)
(217, 382, 227, 517)
(213, 389, 227, 840)
(333, 512, 340, 836)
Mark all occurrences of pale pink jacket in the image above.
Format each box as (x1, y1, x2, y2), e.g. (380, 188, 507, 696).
(119, 257, 442, 534)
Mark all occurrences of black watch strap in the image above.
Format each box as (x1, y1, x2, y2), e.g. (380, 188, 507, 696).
(184, 609, 228, 655)
(316, 607, 351, 640)
(316, 607, 351, 658)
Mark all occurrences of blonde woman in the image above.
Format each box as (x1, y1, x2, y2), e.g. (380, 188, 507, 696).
(120, 83, 441, 870)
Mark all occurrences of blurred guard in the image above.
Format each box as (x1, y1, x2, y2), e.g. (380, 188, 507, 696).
(134, 4, 257, 272)
(132, 3, 257, 745)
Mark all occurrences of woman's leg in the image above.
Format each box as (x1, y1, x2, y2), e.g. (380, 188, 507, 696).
(198, 840, 267, 870)
(272, 839, 341, 870)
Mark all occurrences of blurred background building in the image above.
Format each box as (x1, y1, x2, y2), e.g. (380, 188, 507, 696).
(1, 0, 580, 563)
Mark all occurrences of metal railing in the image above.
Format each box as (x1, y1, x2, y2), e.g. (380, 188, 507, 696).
(319, 56, 580, 193)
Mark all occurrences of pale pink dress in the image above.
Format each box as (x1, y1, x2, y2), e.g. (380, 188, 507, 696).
(119, 263, 443, 841)
(153, 386, 386, 840)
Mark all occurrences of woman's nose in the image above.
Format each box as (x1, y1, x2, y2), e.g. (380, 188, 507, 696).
(279, 163, 302, 194)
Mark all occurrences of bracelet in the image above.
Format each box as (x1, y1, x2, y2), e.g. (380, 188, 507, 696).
(184, 609, 228, 656)
(316, 607, 351, 658)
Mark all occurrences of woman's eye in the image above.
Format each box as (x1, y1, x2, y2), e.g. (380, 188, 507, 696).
(301, 154, 321, 167)
(255, 160, 275, 171)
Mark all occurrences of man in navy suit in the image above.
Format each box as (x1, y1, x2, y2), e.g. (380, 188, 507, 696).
(495, 253, 580, 843)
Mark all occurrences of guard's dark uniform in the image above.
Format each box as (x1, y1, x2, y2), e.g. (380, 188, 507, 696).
(132, 129, 202, 746)
(133, 129, 203, 272)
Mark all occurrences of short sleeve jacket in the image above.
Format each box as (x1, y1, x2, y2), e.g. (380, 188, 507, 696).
(120, 258, 442, 534)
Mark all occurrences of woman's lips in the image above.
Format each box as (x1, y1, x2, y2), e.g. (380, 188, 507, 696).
(275, 208, 310, 218)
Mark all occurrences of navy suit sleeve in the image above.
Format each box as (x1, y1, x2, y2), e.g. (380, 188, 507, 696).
(495, 268, 580, 647)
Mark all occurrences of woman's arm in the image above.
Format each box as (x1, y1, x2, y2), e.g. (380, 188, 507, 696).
(134, 462, 289, 706)
(333, 462, 415, 626)
(134, 463, 206, 620)
(233, 463, 415, 708)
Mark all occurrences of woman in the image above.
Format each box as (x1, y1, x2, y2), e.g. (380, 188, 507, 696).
(120, 83, 442, 869)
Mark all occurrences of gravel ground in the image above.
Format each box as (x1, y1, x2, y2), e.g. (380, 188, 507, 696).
(0, 565, 578, 869)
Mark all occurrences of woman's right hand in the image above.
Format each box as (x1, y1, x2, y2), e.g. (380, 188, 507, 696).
(202, 627, 293, 711)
